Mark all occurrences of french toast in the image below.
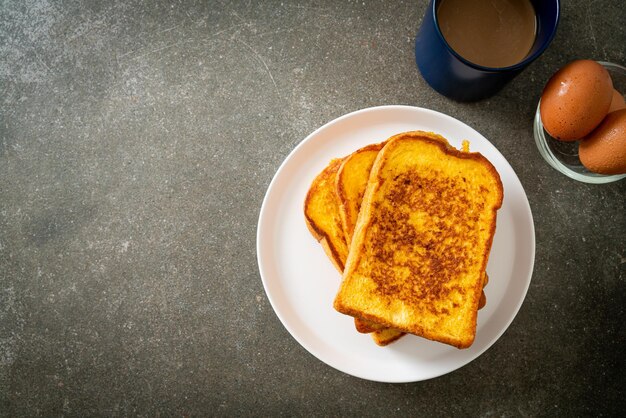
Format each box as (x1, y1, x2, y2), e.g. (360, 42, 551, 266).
(336, 136, 489, 335)
(333, 131, 503, 349)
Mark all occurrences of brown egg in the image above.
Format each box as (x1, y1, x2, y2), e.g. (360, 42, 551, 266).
(608, 88, 626, 113)
(540, 60, 613, 141)
(579, 109, 626, 175)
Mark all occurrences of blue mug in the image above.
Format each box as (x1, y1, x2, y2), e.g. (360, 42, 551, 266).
(415, 0, 560, 102)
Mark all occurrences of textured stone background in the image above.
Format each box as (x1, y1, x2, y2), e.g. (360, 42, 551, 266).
(1, 0, 624, 416)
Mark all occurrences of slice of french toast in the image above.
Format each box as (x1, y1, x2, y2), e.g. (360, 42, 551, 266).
(336, 135, 489, 337)
(334, 131, 503, 349)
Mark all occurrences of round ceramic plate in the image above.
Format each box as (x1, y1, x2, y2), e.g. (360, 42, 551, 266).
(256, 105, 535, 383)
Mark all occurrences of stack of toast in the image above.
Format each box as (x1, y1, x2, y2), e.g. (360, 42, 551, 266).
(304, 131, 503, 348)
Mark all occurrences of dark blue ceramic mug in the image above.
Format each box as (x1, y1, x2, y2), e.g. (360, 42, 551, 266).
(415, 0, 560, 102)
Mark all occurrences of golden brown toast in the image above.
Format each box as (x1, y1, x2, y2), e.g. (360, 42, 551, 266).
(334, 131, 503, 349)
(336, 136, 489, 337)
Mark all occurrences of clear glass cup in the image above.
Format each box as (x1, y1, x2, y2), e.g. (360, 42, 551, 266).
(533, 61, 626, 184)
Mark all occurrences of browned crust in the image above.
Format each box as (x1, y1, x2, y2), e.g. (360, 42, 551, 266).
(354, 318, 377, 333)
(478, 291, 487, 310)
(304, 216, 344, 273)
(303, 158, 346, 272)
(355, 317, 392, 333)
(372, 330, 406, 346)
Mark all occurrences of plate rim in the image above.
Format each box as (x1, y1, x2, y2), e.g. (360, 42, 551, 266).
(256, 104, 535, 382)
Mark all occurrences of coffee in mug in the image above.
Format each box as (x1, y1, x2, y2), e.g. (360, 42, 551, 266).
(436, 0, 537, 68)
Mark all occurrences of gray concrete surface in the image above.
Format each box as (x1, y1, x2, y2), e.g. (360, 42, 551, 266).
(1, 0, 624, 416)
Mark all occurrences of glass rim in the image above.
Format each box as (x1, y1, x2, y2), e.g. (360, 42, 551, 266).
(533, 99, 626, 184)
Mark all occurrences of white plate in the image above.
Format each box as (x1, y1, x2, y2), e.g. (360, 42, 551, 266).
(256, 105, 535, 383)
